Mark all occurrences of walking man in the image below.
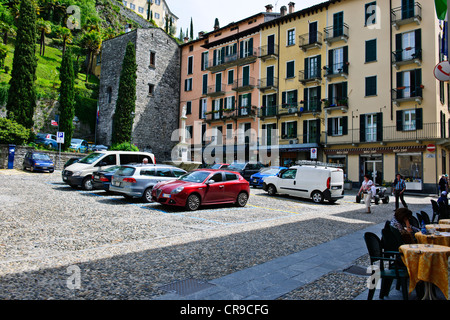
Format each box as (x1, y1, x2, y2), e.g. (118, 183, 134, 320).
(393, 173, 407, 211)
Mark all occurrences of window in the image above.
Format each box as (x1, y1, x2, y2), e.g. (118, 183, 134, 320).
(365, 1, 377, 26)
(225, 96, 235, 110)
(365, 39, 377, 62)
(186, 101, 192, 115)
(286, 60, 295, 79)
(201, 52, 209, 70)
(241, 38, 253, 58)
(225, 173, 238, 181)
(130, 3, 135, 10)
(173, 169, 186, 177)
(209, 173, 223, 182)
(281, 121, 297, 139)
(228, 69, 234, 85)
(304, 86, 321, 112)
(304, 119, 320, 144)
(213, 99, 221, 120)
(202, 74, 208, 95)
(282, 90, 298, 108)
(328, 117, 348, 136)
(402, 110, 416, 131)
(239, 93, 251, 115)
(156, 168, 173, 177)
(226, 124, 233, 140)
(149, 51, 156, 68)
(365, 114, 377, 142)
(141, 168, 156, 176)
(185, 78, 193, 91)
(396, 108, 422, 131)
(281, 169, 297, 179)
(187, 56, 193, 74)
(360, 113, 383, 142)
(396, 69, 422, 99)
(200, 98, 207, 119)
(397, 153, 422, 183)
(287, 29, 295, 46)
(365, 76, 377, 96)
(107, 87, 112, 103)
(148, 84, 154, 96)
(138, 6, 144, 13)
(305, 55, 321, 79)
(155, 12, 160, 19)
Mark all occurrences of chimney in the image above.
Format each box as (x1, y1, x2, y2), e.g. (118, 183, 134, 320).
(280, 5, 287, 16)
(265, 4, 273, 12)
(288, 2, 295, 14)
(198, 31, 205, 38)
(184, 36, 189, 43)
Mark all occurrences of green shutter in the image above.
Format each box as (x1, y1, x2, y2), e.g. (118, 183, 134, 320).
(342, 116, 348, 135)
(376, 113, 383, 141)
(416, 108, 423, 130)
(360, 115, 366, 142)
(396, 110, 403, 131)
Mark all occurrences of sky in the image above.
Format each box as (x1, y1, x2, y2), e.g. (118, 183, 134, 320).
(169, 0, 326, 36)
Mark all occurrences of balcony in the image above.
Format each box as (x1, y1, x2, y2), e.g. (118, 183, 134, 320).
(205, 83, 225, 97)
(323, 97, 349, 112)
(300, 98, 322, 113)
(278, 104, 301, 117)
(324, 24, 349, 45)
(391, 2, 422, 30)
(324, 63, 349, 80)
(232, 77, 256, 92)
(236, 106, 257, 119)
(299, 32, 323, 52)
(258, 45, 279, 61)
(206, 49, 258, 73)
(392, 47, 422, 69)
(258, 77, 278, 92)
(299, 69, 322, 84)
(259, 105, 279, 118)
(392, 86, 423, 105)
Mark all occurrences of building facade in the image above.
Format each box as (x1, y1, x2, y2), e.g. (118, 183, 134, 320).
(121, 0, 178, 32)
(98, 28, 180, 161)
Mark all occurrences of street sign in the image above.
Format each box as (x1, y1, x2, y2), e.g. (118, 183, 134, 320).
(57, 132, 65, 143)
(310, 147, 318, 159)
(434, 61, 450, 81)
(427, 144, 436, 152)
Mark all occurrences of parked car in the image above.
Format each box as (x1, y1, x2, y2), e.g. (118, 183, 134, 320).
(225, 162, 266, 181)
(250, 166, 288, 188)
(206, 163, 229, 169)
(151, 169, 250, 211)
(62, 151, 156, 190)
(263, 163, 344, 204)
(35, 133, 58, 150)
(22, 151, 55, 173)
(110, 164, 187, 202)
(89, 144, 109, 152)
(92, 165, 121, 191)
(69, 139, 89, 153)
(64, 157, 81, 169)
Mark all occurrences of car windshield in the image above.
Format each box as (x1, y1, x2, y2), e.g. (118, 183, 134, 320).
(103, 165, 120, 173)
(32, 153, 50, 161)
(227, 163, 245, 170)
(178, 171, 211, 183)
(78, 153, 104, 164)
(71, 140, 81, 145)
(260, 168, 281, 175)
(209, 164, 224, 169)
(115, 167, 136, 176)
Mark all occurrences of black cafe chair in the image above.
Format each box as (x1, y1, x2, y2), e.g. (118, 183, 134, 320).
(431, 200, 439, 223)
(364, 232, 409, 300)
(419, 211, 431, 225)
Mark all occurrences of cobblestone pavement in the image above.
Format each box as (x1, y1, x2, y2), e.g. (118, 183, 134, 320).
(0, 169, 435, 300)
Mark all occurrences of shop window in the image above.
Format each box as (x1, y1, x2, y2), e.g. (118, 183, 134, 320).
(397, 153, 422, 184)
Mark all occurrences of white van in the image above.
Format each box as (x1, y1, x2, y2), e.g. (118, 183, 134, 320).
(62, 151, 156, 190)
(262, 163, 344, 203)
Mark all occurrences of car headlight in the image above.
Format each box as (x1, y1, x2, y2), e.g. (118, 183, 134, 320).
(72, 171, 82, 177)
(171, 186, 184, 194)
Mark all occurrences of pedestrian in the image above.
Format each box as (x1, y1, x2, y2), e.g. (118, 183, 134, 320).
(393, 173, 407, 211)
(358, 174, 373, 213)
(438, 174, 448, 193)
(438, 191, 448, 207)
(390, 208, 419, 244)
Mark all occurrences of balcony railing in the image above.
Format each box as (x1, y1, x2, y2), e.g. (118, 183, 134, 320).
(324, 63, 349, 79)
(206, 48, 258, 72)
(323, 97, 348, 111)
(392, 86, 423, 105)
(232, 77, 256, 92)
(324, 23, 349, 44)
(392, 47, 422, 68)
(258, 77, 278, 92)
(299, 69, 322, 84)
(205, 106, 257, 122)
(259, 105, 279, 118)
(300, 98, 322, 112)
(205, 83, 226, 97)
(299, 32, 323, 51)
(391, 2, 422, 29)
(258, 45, 279, 60)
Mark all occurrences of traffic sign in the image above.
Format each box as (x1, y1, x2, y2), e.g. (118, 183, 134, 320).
(434, 61, 450, 81)
(427, 144, 436, 152)
(57, 132, 65, 143)
(311, 147, 317, 159)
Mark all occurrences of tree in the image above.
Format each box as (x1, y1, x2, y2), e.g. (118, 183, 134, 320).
(56, 26, 72, 55)
(146, 0, 152, 20)
(6, 0, 37, 129)
(190, 17, 193, 40)
(57, 49, 75, 151)
(37, 18, 52, 56)
(79, 29, 102, 82)
(214, 18, 220, 30)
(178, 27, 184, 42)
(112, 41, 137, 145)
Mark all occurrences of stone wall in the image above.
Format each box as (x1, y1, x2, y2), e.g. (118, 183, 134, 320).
(0, 144, 87, 170)
(97, 28, 180, 162)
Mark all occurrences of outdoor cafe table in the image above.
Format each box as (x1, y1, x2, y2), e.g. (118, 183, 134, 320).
(399, 244, 450, 300)
(440, 219, 450, 225)
(415, 232, 450, 247)
(425, 224, 450, 232)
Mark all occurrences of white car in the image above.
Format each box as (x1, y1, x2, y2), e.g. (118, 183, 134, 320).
(262, 164, 344, 203)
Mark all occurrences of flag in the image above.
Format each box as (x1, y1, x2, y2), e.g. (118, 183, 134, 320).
(443, 21, 449, 57)
(51, 120, 58, 126)
(435, 0, 448, 21)
(96, 104, 100, 125)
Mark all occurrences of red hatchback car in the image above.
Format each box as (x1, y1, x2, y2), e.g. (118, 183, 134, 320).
(151, 169, 250, 211)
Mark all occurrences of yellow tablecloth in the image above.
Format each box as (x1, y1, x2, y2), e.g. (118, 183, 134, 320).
(400, 244, 450, 300)
(439, 219, 450, 225)
(425, 224, 450, 232)
(415, 232, 450, 247)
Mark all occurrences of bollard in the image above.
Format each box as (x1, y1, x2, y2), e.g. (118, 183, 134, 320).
(7, 144, 15, 169)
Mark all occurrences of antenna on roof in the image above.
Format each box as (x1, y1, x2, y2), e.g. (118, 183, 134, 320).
(274, 0, 279, 11)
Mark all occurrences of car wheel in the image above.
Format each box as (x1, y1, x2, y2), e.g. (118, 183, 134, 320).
(82, 176, 94, 191)
(30, 166, 34, 172)
(235, 192, 248, 207)
(185, 194, 201, 211)
(267, 184, 277, 196)
(311, 191, 324, 203)
(142, 187, 153, 203)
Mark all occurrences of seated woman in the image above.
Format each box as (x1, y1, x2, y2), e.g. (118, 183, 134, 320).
(390, 208, 420, 244)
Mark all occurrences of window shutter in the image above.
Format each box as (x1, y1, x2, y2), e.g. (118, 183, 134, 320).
(342, 82, 348, 99)
(415, 29, 422, 57)
(416, 108, 423, 130)
(342, 116, 348, 135)
(414, 69, 422, 96)
(343, 46, 348, 72)
(213, 49, 217, 66)
(396, 110, 403, 131)
(395, 33, 402, 61)
(315, 119, 321, 144)
(249, 38, 254, 55)
(293, 90, 298, 106)
(303, 88, 308, 111)
(293, 121, 298, 137)
(396, 72, 403, 99)
(282, 91, 287, 107)
(360, 115, 366, 142)
(376, 113, 383, 141)
(303, 120, 307, 143)
(199, 100, 203, 119)
(240, 41, 244, 59)
(304, 57, 309, 78)
(282, 122, 286, 138)
(231, 96, 236, 110)
(327, 118, 332, 136)
(328, 49, 334, 71)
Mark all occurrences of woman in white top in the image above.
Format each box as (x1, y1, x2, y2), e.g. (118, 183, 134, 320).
(358, 174, 374, 213)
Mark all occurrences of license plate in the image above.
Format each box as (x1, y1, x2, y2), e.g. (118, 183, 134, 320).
(162, 193, 171, 198)
(253, 179, 258, 183)
(63, 177, 67, 181)
(42, 167, 47, 169)
(331, 186, 340, 190)
(113, 181, 121, 187)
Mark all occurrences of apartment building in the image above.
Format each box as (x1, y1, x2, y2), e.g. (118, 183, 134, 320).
(179, 0, 449, 193)
(121, 0, 178, 32)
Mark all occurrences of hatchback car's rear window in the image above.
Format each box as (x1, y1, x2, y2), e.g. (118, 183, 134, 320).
(115, 167, 136, 176)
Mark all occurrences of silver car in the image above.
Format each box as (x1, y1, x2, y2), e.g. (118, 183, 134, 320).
(110, 164, 187, 203)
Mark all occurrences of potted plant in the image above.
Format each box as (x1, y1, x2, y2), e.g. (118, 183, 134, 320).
(382, 180, 393, 194)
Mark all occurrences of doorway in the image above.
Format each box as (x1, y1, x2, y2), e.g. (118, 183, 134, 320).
(360, 155, 383, 186)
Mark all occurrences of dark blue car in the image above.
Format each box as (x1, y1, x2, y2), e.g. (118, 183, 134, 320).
(35, 133, 58, 150)
(249, 166, 288, 188)
(92, 165, 121, 191)
(22, 151, 55, 173)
